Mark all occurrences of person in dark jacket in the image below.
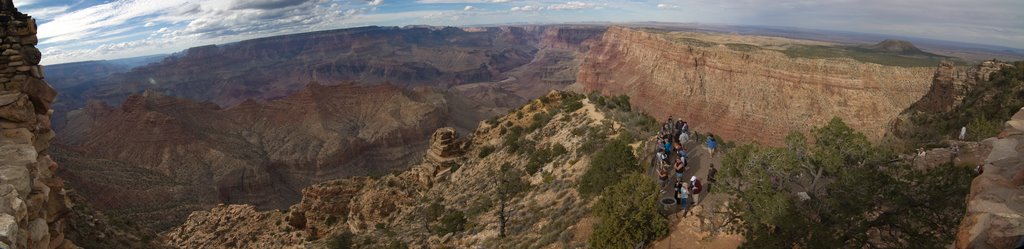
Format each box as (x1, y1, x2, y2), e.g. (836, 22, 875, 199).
(706, 164, 718, 193)
(690, 176, 703, 205)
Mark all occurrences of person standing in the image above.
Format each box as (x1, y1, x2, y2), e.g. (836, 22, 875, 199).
(678, 182, 690, 215)
(706, 135, 718, 157)
(674, 159, 685, 182)
(706, 164, 718, 193)
(690, 176, 703, 205)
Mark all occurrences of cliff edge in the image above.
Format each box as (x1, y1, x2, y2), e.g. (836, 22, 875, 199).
(956, 107, 1024, 248)
(0, 2, 77, 249)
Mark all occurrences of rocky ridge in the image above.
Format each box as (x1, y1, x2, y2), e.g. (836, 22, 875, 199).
(163, 91, 629, 248)
(577, 26, 936, 145)
(0, 3, 77, 249)
(955, 107, 1024, 248)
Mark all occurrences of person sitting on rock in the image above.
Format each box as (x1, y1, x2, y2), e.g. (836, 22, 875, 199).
(706, 135, 718, 157)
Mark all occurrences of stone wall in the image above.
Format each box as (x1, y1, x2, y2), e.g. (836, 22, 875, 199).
(955, 107, 1024, 248)
(0, 3, 76, 249)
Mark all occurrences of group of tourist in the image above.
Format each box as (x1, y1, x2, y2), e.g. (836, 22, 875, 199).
(653, 116, 719, 215)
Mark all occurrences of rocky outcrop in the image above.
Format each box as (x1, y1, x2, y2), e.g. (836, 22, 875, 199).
(955, 107, 1024, 249)
(910, 60, 1010, 113)
(424, 127, 469, 165)
(577, 26, 935, 145)
(0, 3, 77, 249)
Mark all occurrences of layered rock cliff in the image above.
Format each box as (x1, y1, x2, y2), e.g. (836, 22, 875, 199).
(0, 3, 77, 249)
(54, 82, 451, 231)
(577, 26, 936, 145)
(955, 107, 1024, 248)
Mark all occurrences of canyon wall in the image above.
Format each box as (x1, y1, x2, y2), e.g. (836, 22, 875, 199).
(55, 83, 451, 231)
(0, 4, 77, 249)
(955, 107, 1024, 249)
(578, 26, 936, 145)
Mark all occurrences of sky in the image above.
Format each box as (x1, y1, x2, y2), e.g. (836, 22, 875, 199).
(12, 0, 1024, 65)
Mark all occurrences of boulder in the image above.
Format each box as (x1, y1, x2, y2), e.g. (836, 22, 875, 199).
(20, 46, 39, 66)
(0, 184, 26, 222)
(28, 218, 48, 249)
(0, 213, 18, 246)
(0, 93, 34, 123)
(0, 164, 30, 200)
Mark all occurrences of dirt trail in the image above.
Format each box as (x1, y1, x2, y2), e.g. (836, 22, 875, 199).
(645, 131, 744, 248)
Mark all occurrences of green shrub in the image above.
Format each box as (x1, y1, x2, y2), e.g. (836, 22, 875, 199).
(967, 115, 1002, 140)
(589, 174, 668, 248)
(524, 143, 569, 175)
(578, 134, 640, 197)
(386, 240, 409, 249)
(478, 146, 496, 158)
(325, 232, 354, 249)
(435, 211, 467, 236)
(325, 215, 338, 226)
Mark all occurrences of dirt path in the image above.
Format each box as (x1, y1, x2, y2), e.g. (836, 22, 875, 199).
(644, 132, 743, 248)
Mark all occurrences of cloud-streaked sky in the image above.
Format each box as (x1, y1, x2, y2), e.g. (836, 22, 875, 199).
(13, 0, 1024, 65)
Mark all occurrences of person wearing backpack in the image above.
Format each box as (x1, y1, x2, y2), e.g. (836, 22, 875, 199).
(690, 176, 703, 205)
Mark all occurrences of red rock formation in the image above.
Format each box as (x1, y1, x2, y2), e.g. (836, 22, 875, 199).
(578, 26, 935, 145)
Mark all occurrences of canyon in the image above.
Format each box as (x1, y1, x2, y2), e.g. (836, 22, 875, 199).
(47, 25, 607, 237)
(9, 11, 1019, 247)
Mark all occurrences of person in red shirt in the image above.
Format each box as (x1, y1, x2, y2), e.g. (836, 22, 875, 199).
(689, 176, 702, 205)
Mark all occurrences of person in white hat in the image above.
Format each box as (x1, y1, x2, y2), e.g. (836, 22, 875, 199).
(689, 176, 703, 205)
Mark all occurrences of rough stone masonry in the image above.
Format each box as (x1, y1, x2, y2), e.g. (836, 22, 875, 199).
(0, 1, 77, 249)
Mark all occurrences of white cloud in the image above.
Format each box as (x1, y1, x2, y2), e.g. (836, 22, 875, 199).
(463, 5, 475, 11)
(657, 3, 679, 9)
(546, 1, 601, 10)
(509, 5, 537, 12)
(417, 0, 511, 3)
(12, 0, 40, 8)
(20, 5, 70, 20)
(368, 0, 384, 6)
